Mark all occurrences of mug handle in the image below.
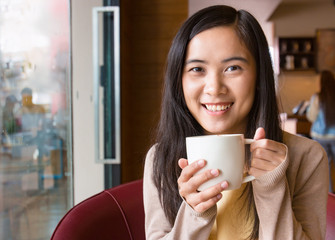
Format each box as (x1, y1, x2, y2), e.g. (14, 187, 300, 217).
(243, 138, 256, 182)
(242, 175, 255, 183)
(244, 138, 255, 144)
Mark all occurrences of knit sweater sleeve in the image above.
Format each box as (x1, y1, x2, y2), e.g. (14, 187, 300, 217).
(143, 146, 217, 240)
(252, 133, 328, 239)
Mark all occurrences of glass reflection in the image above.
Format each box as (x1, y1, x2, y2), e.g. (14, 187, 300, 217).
(0, 0, 71, 239)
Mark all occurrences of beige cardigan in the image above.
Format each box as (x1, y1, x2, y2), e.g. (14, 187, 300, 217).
(143, 131, 328, 239)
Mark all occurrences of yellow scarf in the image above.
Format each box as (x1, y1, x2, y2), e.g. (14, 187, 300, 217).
(209, 183, 254, 240)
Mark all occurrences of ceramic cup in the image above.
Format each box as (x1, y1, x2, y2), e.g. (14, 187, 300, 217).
(186, 134, 255, 191)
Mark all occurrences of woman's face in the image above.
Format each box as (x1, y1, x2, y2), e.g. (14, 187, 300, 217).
(182, 26, 256, 134)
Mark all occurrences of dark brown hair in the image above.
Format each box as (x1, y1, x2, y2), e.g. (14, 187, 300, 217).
(319, 70, 335, 125)
(152, 5, 282, 240)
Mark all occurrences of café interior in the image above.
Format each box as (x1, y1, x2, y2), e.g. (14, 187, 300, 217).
(0, 0, 335, 239)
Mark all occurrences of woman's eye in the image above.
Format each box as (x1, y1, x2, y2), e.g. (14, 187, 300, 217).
(225, 65, 241, 72)
(189, 67, 204, 72)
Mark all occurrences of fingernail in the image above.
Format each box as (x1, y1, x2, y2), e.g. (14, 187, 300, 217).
(211, 169, 219, 176)
(221, 181, 228, 189)
(198, 160, 205, 167)
(217, 193, 222, 200)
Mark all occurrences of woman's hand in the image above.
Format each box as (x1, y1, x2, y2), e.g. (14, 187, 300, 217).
(177, 158, 228, 213)
(249, 127, 287, 178)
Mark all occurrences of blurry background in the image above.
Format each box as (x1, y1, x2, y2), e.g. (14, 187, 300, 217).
(0, 0, 71, 239)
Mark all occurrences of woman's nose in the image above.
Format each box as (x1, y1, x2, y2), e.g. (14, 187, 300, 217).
(203, 72, 228, 95)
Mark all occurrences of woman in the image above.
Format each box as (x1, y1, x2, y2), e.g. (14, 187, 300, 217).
(143, 5, 328, 239)
(307, 70, 335, 193)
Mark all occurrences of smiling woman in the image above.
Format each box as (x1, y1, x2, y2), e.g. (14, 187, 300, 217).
(182, 26, 256, 135)
(143, 4, 328, 240)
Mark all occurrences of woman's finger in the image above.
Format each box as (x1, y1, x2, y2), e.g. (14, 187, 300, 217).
(178, 159, 206, 184)
(251, 157, 277, 171)
(250, 139, 286, 155)
(193, 194, 222, 213)
(253, 127, 266, 140)
(186, 181, 228, 213)
(249, 167, 268, 178)
(251, 147, 285, 166)
(179, 168, 220, 196)
(178, 158, 188, 169)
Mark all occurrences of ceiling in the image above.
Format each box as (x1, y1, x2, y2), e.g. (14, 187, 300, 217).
(189, 0, 334, 22)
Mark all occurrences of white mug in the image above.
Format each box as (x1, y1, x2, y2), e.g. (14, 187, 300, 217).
(186, 134, 255, 191)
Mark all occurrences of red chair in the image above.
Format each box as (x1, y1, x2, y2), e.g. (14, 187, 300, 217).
(52, 180, 335, 239)
(51, 179, 145, 240)
(327, 192, 335, 240)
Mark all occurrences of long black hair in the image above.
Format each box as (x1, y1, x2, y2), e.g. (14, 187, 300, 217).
(319, 70, 335, 126)
(152, 5, 282, 240)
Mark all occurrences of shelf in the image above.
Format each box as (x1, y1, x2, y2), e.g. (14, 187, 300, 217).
(279, 37, 316, 72)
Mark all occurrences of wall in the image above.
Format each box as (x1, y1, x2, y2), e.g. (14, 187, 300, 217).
(276, 72, 319, 113)
(72, 0, 104, 204)
(270, 2, 335, 37)
(189, 0, 335, 114)
(271, 2, 335, 113)
(120, 0, 188, 182)
(189, 0, 281, 47)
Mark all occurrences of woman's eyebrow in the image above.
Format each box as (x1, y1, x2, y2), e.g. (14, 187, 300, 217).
(185, 59, 207, 65)
(185, 57, 248, 65)
(222, 56, 248, 63)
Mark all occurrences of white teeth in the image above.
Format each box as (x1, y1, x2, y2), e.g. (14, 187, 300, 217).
(205, 104, 232, 112)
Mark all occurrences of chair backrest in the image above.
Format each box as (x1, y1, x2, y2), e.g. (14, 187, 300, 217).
(326, 192, 335, 240)
(52, 185, 335, 239)
(51, 179, 145, 240)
